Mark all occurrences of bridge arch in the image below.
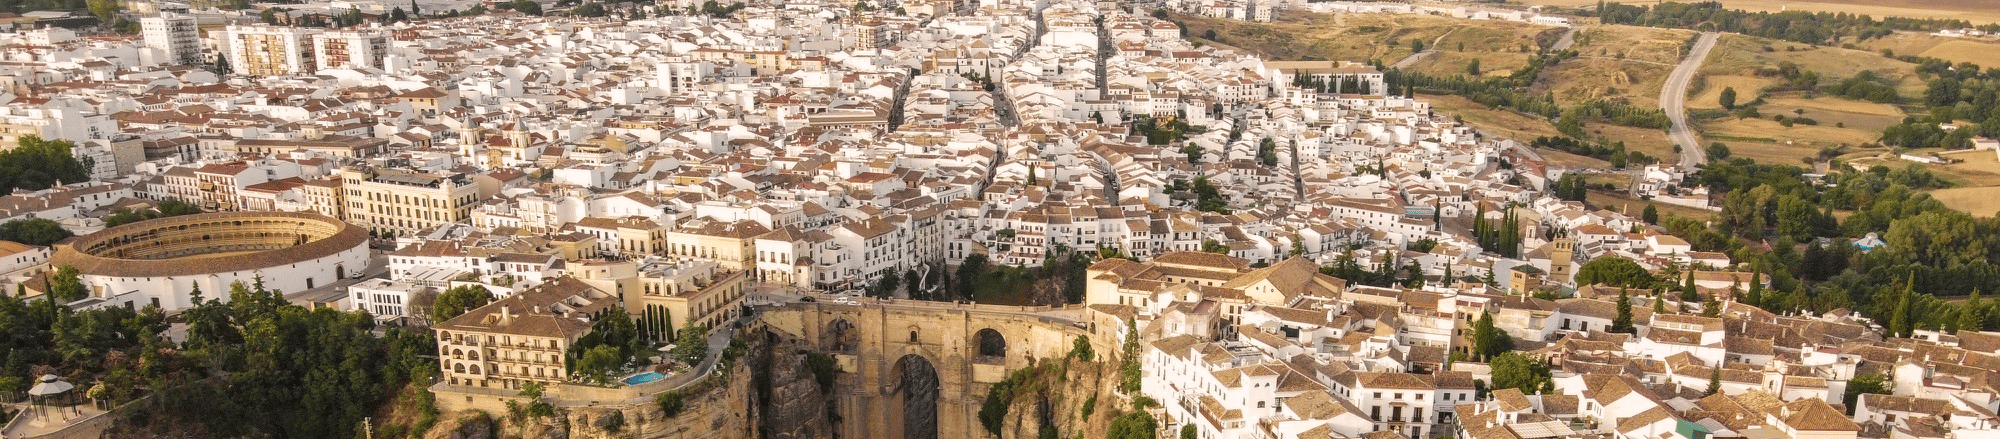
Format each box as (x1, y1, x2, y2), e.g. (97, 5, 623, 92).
(974, 328, 1007, 364)
(823, 318, 858, 353)
(893, 354, 940, 439)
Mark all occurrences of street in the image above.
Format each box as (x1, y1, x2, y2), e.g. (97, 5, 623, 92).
(1661, 32, 1720, 169)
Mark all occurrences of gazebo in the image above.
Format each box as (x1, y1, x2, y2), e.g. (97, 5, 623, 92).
(25, 374, 77, 427)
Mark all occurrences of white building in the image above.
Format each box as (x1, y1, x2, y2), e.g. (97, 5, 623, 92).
(141, 13, 203, 65)
(226, 24, 320, 76)
(312, 29, 390, 71)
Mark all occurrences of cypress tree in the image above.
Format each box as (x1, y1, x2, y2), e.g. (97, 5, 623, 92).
(1705, 367, 1722, 395)
(1959, 290, 1985, 334)
(1612, 289, 1635, 333)
(1745, 269, 1764, 309)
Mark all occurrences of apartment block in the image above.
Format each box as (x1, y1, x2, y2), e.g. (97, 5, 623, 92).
(339, 166, 480, 236)
(312, 29, 389, 71)
(141, 13, 203, 65)
(225, 24, 320, 76)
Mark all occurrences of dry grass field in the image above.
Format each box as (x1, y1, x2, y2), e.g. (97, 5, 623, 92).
(1423, 94, 1566, 138)
(1506, 0, 2000, 25)
(1932, 187, 2000, 216)
(1407, 50, 1536, 81)
(1698, 115, 1871, 163)
(1525, 25, 1690, 108)
(1857, 35, 2000, 68)
(1175, 12, 1552, 64)
(1590, 124, 1679, 162)
(1756, 96, 1906, 131)
(1687, 75, 1776, 110)
(1571, 25, 1695, 64)
(1918, 40, 2000, 69)
(1930, 150, 2000, 187)
(1535, 58, 1675, 108)
(1703, 34, 1923, 87)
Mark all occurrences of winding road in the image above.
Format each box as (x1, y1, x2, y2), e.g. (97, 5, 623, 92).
(1662, 32, 1720, 169)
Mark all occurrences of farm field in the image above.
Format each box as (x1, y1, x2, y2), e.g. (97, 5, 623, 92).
(1174, 12, 1556, 65)
(1686, 75, 1776, 110)
(1756, 96, 1906, 131)
(1703, 34, 1924, 93)
(1506, 0, 2000, 25)
(1928, 150, 2000, 188)
(1917, 40, 2000, 69)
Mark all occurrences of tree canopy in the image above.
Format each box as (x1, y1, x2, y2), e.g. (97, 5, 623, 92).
(428, 285, 493, 322)
(0, 136, 91, 196)
(1489, 352, 1553, 393)
(1575, 257, 1656, 289)
(0, 218, 72, 246)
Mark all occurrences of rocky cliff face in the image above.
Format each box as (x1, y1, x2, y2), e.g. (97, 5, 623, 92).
(995, 357, 1125, 439)
(751, 334, 835, 439)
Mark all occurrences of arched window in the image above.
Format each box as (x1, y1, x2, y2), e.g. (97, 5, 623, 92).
(909, 330, 919, 343)
(470, 365, 481, 375)
(453, 363, 465, 373)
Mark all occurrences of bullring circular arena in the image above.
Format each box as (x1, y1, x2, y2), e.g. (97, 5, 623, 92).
(49, 211, 370, 311)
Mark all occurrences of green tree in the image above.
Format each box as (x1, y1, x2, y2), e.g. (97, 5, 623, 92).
(1488, 352, 1550, 392)
(1642, 204, 1659, 224)
(1202, 239, 1230, 254)
(1705, 367, 1722, 395)
(1842, 373, 1890, 414)
(87, 0, 119, 23)
(670, 325, 709, 366)
(1466, 58, 1482, 76)
(1653, 295, 1667, 314)
(1612, 289, 1636, 333)
(1706, 143, 1733, 161)
(46, 265, 86, 302)
(1959, 290, 1986, 334)
(1471, 312, 1513, 361)
(1071, 335, 1094, 361)
(1182, 424, 1198, 439)
(1719, 86, 1738, 109)
(1106, 411, 1159, 439)
(0, 218, 72, 246)
(1702, 293, 1722, 317)
(573, 344, 621, 383)
(1575, 257, 1655, 288)
(428, 285, 493, 322)
(0, 136, 91, 195)
(874, 270, 901, 298)
(511, 0, 542, 15)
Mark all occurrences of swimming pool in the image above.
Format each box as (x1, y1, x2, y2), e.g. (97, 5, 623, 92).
(622, 372, 666, 385)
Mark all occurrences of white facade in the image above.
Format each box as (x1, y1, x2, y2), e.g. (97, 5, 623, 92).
(142, 14, 203, 65)
(313, 29, 390, 71)
(226, 24, 320, 76)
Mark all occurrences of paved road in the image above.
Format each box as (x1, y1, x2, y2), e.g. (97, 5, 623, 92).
(1661, 32, 1719, 169)
(1548, 26, 1582, 52)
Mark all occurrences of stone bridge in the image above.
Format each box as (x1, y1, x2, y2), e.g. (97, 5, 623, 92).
(755, 301, 1104, 439)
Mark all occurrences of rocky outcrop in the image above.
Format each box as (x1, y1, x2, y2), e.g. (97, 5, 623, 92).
(423, 411, 495, 439)
(995, 357, 1125, 439)
(753, 333, 835, 439)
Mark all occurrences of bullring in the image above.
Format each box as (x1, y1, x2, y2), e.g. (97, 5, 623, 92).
(48, 211, 370, 311)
